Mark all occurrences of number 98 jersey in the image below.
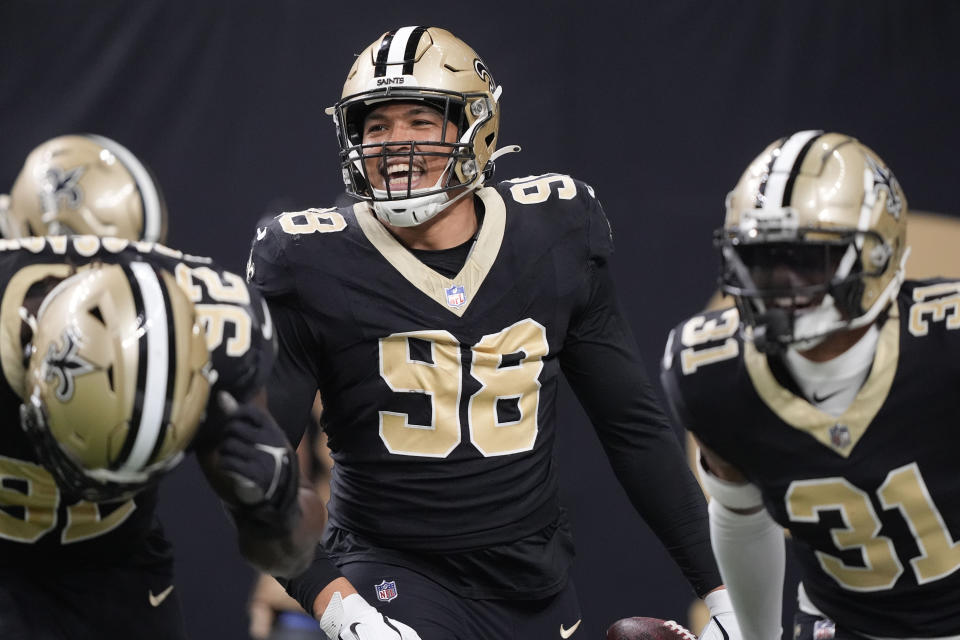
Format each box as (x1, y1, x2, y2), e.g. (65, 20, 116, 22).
(248, 175, 613, 594)
(660, 281, 960, 637)
(0, 235, 275, 569)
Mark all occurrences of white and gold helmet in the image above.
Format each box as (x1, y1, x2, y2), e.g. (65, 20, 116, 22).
(718, 130, 908, 353)
(20, 262, 210, 502)
(327, 27, 515, 227)
(2, 134, 167, 242)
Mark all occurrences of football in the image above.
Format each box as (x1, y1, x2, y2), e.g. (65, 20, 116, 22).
(606, 617, 698, 640)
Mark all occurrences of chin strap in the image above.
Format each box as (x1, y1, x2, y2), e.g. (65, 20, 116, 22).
(752, 246, 911, 354)
(371, 144, 523, 228)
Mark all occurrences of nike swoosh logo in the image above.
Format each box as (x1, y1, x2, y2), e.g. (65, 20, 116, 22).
(560, 619, 581, 638)
(260, 299, 273, 340)
(812, 389, 843, 403)
(149, 585, 174, 607)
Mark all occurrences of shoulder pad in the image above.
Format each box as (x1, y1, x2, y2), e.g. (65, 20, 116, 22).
(496, 174, 613, 259)
(901, 278, 960, 339)
(662, 307, 742, 377)
(175, 260, 276, 400)
(246, 207, 351, 298)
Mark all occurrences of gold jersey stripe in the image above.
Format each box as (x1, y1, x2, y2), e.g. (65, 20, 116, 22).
(353, 187, 506, 317)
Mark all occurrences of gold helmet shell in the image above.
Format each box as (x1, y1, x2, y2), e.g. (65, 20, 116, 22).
(3, 134, 168, 242)
(719, 130, 908, 351)
(21, 262, 210, 501)
(328, 27, 503, 227)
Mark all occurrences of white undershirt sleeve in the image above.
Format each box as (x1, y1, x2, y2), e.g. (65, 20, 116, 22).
(708, 499, 785, 640)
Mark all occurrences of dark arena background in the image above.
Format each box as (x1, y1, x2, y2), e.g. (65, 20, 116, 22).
(3, 1, 960, 638)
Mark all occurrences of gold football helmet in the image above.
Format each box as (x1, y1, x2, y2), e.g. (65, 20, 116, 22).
(718, 130, 908, 353)
(2, 134, 168, 242)
(21, 262, 210, 501)
(327, 26, 516, 227)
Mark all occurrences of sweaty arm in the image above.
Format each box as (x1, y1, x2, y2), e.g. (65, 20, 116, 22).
(697, 439, 784, 640)
(559, 259, 722, 597)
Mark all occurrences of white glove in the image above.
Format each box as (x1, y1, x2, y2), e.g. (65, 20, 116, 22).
(318, 592, 422, 640)
(698, 589, 743, 640)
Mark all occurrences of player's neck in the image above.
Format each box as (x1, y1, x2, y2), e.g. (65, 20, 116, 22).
(795, 324, 872, 362)
(382, 193, 478, 251)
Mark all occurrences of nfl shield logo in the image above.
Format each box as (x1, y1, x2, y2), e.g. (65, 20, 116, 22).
(813, 619, 836, 640)
(445, 284, 466, 308)
(829, 423, 851, 449)
(374, 580, 398, 603)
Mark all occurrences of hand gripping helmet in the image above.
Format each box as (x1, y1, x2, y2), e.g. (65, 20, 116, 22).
(2, 134, 168, 242)
(327, 26, 517, 227)
(21, 262, 210, 502)
(717, 130, 908, 353)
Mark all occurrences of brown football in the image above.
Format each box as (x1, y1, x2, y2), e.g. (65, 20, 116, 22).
(606, 617, 698, 640)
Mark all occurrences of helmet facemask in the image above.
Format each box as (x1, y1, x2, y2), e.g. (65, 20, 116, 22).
(334, 89, 493, 227)
(718, 208, 897, 354)
(720, 131, 909, 355)
(20, 393, 175, 503)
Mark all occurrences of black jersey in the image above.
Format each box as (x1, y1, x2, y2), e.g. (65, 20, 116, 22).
(0, 235, 274, 569)
(662, 280, 960, 637)
(250, 175, 722, 599)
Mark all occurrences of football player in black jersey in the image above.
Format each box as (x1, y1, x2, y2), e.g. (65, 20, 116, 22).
(661, 131, 960, 639)
(247, 26, 739, 640)
(0, 236, 326, 640)
(0, 136, 324, 640)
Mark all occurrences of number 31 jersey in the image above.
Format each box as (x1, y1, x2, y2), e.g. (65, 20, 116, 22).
(661, 281, 960, 637)
(248, 176, 612, 558)
(0, 236, 274, 569)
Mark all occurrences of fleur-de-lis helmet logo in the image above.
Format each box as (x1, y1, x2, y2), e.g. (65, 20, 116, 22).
(42, 328, 96, 402)
(39, 165, 86, 218)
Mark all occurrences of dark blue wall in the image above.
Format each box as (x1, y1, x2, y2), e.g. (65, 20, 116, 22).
(3, 1, 959, 637)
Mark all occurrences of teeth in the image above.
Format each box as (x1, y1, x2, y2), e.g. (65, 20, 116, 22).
(772, 296, 812, 308)
(386, 163, 424, 176)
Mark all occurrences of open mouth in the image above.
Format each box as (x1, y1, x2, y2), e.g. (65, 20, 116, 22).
(381, 162, 426, 191)
(768, 293, 823, 311)
(774, 295, 808, 307)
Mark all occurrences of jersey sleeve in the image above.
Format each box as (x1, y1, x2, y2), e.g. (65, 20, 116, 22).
(213, 284, 276, 401)
(660, 325, 699, 436)
(559, 259, 722, 597)
(246, 219, 297, 298)
(171, 256, 277, 403)
(262, 298, 323, 446)
(578, 181, 614, 261)
(243, 220, 323, 446)
(658, 307, 742, 452)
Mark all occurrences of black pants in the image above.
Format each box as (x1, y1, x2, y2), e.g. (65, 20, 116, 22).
(0, 565, 187, 640)
(340, 560, 583, 640)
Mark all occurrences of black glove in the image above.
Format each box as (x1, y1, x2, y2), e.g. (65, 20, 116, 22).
(215, 391, 299, 534)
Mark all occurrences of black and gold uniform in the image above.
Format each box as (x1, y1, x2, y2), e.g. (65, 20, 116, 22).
(662, 281, 960, 637)
(249, 175, 722, 635)
(0, 236, 274, 640)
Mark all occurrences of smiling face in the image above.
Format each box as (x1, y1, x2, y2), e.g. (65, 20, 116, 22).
(360, 102, 460, 195)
